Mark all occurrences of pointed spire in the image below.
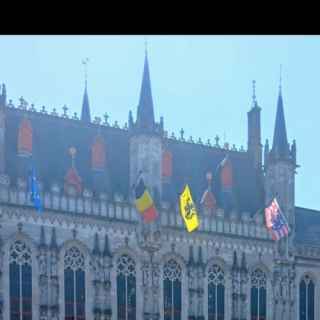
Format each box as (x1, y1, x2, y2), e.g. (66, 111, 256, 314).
(1, 84, 7, 107)
(240, 252, 247, 273)
(50, 227, 58, 250)
(39, 226, 47, 248)
(232, 251, 239, 271)
(81, 58, 91, 123)
(136, 50, 155, 131)
(92, 233, 100, 256)
(251, 80, 259, 109)
(188, 245, 195, 266)
(271, 69, 290, 159)
(103, 234, 112, 257)
(197, 246, 203, 265)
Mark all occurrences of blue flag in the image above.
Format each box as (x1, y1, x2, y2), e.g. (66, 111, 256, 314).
(28, 167, 42, 213)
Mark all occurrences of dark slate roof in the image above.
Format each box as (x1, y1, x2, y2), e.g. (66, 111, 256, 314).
(4, 106, 264, 214)
(5, 107, 129, 199)
(164, 138, 264, 214)
(295, 207, 320, 246)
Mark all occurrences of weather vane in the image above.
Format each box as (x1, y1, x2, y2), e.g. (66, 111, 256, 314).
(82, 57, 89, 86)
(279, 64, 282, 92)
(144, 36, 148, 55)
(252, 80, 256, 103)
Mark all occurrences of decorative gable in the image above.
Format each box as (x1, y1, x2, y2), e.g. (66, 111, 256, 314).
(18, 118, 32, 156)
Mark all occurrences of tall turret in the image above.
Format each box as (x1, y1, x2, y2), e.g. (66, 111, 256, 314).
(129, 50, 163, 200)
(265, 77, 296, 253)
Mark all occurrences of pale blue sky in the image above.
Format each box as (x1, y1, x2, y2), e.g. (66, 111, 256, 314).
(0, 35, 318, 210)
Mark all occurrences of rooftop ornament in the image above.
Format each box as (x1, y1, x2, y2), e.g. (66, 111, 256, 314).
(113, 120, 119, 128)
(123, 122, 128, 130)
(214, 135, 220, 147)
(188, 136, 194, 143)
(224, 142, 229, 150)
(62, 105, 68, 118)
(19, 97, 28, 110)
(197, 137, 203, 144)
(171, 132, 176, 140)
(7, 99, 14, 108)
(72, 112, 79, 120)
(179, 128, 185, 141)
(29, 104, 36, 112)
(103, 112, 110, 126)
(232, 144, 237, 151)
(51, 108, 58, 116)
(240, 145, 245, 152)
(206, 139, 211, 146)
(41, 106, 47, 114)
(94, 116, 101, 125)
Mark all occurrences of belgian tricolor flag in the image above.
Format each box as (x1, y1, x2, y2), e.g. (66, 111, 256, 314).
(134, 176, 158, 223)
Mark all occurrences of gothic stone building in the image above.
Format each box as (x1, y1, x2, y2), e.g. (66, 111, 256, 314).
(0, 53, 319, 320)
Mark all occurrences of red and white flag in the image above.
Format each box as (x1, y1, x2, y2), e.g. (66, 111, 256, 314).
(264, 198, 289, 241)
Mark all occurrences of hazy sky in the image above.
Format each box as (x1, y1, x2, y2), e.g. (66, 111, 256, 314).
(0, 35, 318, 210)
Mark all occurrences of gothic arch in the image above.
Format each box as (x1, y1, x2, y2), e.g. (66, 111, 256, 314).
(299, 273, 316, 320)
(59, 239, 90, 320)
(161, 251, 187, 269)
(205, 256, 227, 273)
(3, 231, 40, 320)
(249, 262, 271, 279)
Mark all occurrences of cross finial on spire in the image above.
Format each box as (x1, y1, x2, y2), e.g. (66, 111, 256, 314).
(252, 80, 256, 103)
(279, 64, 282, 94)
(82, 57, 89, 88)
(144, 36, 148, 56)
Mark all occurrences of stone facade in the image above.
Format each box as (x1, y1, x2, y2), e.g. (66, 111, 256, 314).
(0, 53, 319, 320)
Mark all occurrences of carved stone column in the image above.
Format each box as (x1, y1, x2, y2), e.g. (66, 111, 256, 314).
(196, 247, 205, 320)
(239, 253, 249, 320)
(102, 234, 112, 320)
(231, 251, 240, 320)
(49, 228, 59, 320)
(187, 246, 196, 320)
(136, 223, 162, 320)
(39, 227, 49, 320)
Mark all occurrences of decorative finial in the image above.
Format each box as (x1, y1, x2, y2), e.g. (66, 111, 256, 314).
(69, 147, 77, 168)
(82, 57, 89, 88)
(144, 36, 148, 56)
(279, 64, 282, 94)
(252, 80, 256, 103)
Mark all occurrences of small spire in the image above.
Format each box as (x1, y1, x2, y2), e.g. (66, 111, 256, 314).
(252, 80, 256, 103)
(279, 64, 282, 94)
(81, 58, 91, 123)
(197, 246, 203, 265)
(92, 233, 100, 255)
(271, 71, 290, 159)
(39, 226, 47, 248)
(188, 245, 194, 265)
(136, 49, 155, 132)
(103, 234, 112, 257)
(144, 36, 148, 56)
(240, 252, 247, 273)
(50, 228, 58, 250)
(232, 251, 239, 271)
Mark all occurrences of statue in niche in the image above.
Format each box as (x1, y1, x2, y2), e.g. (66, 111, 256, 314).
(38, 251, 47, 275)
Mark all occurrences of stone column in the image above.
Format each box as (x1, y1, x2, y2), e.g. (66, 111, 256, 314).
(187, 264, 196, 320)
(38, 229, 49, 320)
(49, 229, 59, 320)
(102, 235, 112, 320)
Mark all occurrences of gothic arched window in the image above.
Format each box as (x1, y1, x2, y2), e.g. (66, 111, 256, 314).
(116, 254, 136, 320)
(64, 246, 86, 320)
(208, 264, 225, 320)
(250, 269, 267, 320)
(18, 118, 33, 156)
(163, 259, 182, 320)
(299, 274, 315, 320)
(9, 240, 32, 320)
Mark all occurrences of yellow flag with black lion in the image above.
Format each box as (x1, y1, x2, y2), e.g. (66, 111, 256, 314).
(179, 184, 199, 232)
